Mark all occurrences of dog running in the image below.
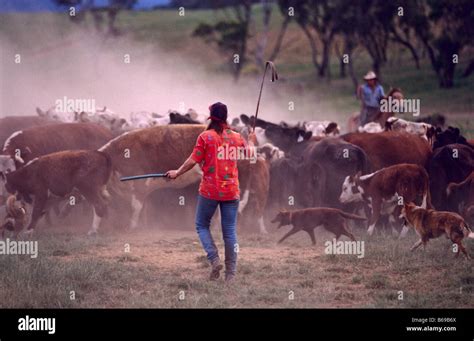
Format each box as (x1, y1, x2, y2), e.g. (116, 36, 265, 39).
(271, 207, 365, 244)
(400, 202, 474, 259)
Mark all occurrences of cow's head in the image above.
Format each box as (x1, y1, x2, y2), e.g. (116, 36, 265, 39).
(271, 209, 292, 228)
(433, 126, 469, 149)
(264, 125, 312, 152)
(0, 155, 16, 177)
(257, 143, 285, 162)
(36, 106, 71, 122)
(324, 122, 340, 136)
(108, 118, 128, 134)
(339, 172, 364, 203)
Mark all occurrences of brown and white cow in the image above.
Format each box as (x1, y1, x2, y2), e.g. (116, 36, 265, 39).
(2, 150, 112, 235)
(238, 157, 270, 234)
(341, 131, 432, 171)
(339, 163, 431, 235)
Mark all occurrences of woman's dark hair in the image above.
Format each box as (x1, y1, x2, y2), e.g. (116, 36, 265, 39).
(207, 102, 228, 134)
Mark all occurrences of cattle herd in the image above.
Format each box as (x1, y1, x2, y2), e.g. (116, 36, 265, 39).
(0, 104, 473, 258)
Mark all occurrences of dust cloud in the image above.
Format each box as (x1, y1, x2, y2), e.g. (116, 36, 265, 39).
(0, 12, 296, 122)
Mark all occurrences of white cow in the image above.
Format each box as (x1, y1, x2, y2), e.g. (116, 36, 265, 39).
(303, 120, 340, 137)
(36, 107, 75, 123)
(385, 117, 433, 140)
(358, 122, 384, 133)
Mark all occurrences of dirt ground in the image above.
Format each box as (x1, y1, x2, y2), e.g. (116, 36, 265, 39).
(0, 222, 472, 309)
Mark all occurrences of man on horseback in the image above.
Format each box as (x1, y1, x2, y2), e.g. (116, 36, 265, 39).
(357, 71, 385, 126)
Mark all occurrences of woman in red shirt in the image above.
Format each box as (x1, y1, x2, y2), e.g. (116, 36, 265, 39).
(166, 102, 256, 282)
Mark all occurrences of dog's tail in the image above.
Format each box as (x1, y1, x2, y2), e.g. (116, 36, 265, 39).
(461, 222, 474, 239)
(338, 211, 367, 221)
(6, 195, 26, 219)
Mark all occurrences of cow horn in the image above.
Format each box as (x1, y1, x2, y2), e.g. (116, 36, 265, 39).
(36, 107, 45, 117)
(14, 154, 24, 164)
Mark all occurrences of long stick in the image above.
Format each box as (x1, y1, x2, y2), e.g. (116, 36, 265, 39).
(120, 173, 167, 182)
(253, 61, 278, 132)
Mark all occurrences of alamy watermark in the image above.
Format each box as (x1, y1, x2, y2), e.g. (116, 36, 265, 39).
(55, 96, 96, 113)
(324, 238, 365, 259)
(217, 145, 257, 163)
(380, 97, 420, 116)
(0, 238, 38, 258)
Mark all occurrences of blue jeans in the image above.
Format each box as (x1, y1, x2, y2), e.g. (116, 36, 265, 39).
(195, 194, 239, 275)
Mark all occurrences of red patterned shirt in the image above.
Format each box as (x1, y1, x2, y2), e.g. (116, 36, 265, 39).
(191, 128, 246, 201)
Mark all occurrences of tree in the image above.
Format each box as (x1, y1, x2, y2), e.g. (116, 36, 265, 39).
(280, 0, 345, 78)
(410, 0, 474, 88)
(55, 0, 137, 36)
(254, 0, 273, 68)
(193, 1, 253, 81)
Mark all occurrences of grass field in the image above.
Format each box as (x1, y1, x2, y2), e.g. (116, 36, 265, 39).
(0, 225, 472, 308)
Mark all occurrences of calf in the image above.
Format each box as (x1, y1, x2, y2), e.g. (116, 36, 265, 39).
(339, 164, 431, 235)
(2, 150, 112, 235)
(447, 172, 474, 224)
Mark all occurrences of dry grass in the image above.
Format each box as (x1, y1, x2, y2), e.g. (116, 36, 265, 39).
(0, 224, 472, 308)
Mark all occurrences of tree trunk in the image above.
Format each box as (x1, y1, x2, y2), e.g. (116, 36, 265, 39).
(318, 35, 333, 79)
(347, 50, 359, 94)
(462, 59, 474, 78)
(268, 15, 289, 61)
(255, 0, 272, 68)
(233, 2, 252, 82)
(301, 25, 321, 75)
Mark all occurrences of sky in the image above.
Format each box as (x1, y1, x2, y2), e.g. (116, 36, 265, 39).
(0, 0, 170, 12)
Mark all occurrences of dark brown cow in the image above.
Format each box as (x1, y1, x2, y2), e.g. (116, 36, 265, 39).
(169, 112, 201, 124)
(339, 164, 431, 235)
(2, 150, 112, 235)
(429, 144, 474, 211)
(0, 116, 56, 147)
(447, 172, 474, 224)
(341, 131, 432, 171)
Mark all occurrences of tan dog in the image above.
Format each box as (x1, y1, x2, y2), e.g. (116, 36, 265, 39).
(271, 208, 365, 244)
(1, 195, 27, 238)
(400, 202, 474, 258)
